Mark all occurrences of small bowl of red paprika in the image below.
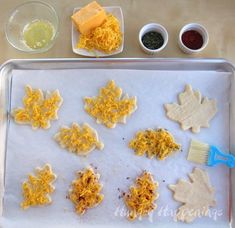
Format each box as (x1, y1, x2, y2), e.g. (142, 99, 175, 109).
(178, 23, 209, 54)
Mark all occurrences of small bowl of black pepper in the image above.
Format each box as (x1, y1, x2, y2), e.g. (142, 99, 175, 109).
(139, 23, 168, 54)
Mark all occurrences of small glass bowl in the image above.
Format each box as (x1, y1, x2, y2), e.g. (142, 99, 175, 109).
(5, 1, 59, 53)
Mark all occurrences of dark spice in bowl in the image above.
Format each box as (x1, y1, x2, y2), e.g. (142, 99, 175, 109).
(141, 31, 164, 50)
(181, 30, 203, 50)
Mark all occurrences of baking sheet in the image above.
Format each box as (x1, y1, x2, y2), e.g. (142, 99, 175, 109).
(1, 68, 232, 228)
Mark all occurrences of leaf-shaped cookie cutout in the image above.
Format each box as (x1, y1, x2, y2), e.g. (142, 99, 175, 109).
(12, 85, 63, 129)
(21, 164, 56, 209)
(54, 123, 104, 155)
(164, 85, 217, 133)
(69, 167, 104, 215)
(84, 80, 137, 128)
(168, 168, 216, 223)
(124, 171, 159, 220)
(129, 128, 180, 160)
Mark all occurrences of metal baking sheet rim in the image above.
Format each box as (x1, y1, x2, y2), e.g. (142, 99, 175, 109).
(0, 58, 234, 227)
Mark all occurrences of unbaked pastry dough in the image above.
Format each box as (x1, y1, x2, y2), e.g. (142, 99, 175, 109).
(21, 164, 56, 209)
(84, 80, 137, 128)
(129, 128, 180, 160)
(164, 84, 217, 133)
(69, 167, 104, 215)
(168, 168, 216, 223)
(12, 85, 63, 129)
(124, 171, 159, 220)
(54, 123, 104, 156)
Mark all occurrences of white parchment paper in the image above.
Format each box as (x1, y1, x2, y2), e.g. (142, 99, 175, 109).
(1, 69, 231, 228)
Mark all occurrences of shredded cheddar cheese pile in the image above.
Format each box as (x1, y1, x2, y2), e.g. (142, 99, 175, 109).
(12, 85, 63, 129)
(77, 14, 122, 53)
(21, 164, 56, 209)
(69, 168, 104, 215)
(124, 171, 159, 220)
(54, 123, 104, 155)
(129, 128, 180, 160)
(84, 80, 137, 128)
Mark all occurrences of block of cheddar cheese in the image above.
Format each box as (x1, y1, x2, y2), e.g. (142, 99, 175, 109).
(71, 1, 107, 35)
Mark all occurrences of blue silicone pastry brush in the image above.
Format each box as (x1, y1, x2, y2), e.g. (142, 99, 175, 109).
(187, 140, 235, 168)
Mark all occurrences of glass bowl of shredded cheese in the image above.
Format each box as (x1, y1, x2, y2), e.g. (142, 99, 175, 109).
(72, 6, 124, 57)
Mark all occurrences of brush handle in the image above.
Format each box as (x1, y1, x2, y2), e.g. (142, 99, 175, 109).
(208, 146, 235, 168)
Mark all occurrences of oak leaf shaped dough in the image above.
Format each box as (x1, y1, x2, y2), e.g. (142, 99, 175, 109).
(168, 168, 216, 223)
(21, 164, 56, 209)
(129, 128, 180, 160)
(69, 167, 104, 215)
(164, 85, 217, 133)
(54, 123, 104, 156)
(124, 171, 159, 220)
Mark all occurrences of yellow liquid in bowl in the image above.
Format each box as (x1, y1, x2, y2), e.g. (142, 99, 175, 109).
(23, 20, 54, 49)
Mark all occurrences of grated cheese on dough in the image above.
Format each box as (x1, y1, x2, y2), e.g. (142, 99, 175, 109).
(124, 171, 159, 220)
(77, 14, 122, 53)
(12, 85, 63, 129)
(54, 122, 104, 155)
(129, 128, 180, 160)
(21, 164, 56, 209)
(69, 168, 104, 215)
(84, 80, 137, 128)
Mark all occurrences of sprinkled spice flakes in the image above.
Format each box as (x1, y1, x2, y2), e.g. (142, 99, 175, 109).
(54, 123, 104, 155)
(129, 128, 181, 160)
(21, 164, 56, 209)
(69, 168, 104, 215)
(124, 171, 159, 220)
(12, 85, 63, 129)
(84, 80, 137, 128)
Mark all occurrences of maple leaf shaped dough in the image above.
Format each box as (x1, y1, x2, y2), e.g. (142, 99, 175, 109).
(168, 168, 216, 223)
(12, 85, 63, 129)
(164, 85, 217, 133)
(84, 80, 137, 128)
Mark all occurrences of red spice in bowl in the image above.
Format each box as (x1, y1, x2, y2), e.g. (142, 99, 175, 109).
(181, 30, 203, 50)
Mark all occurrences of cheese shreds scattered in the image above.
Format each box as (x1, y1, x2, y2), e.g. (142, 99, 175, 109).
(54, 122, 104, 155)
(21, 164, 56, 209)
(77, 14, 122, 53)
(129, 128, 180, 160)
(124, 171, 159, 220)
(84, 80, 137, 128)
(12, 85, 63, 129)
(69, 168, 104, 215)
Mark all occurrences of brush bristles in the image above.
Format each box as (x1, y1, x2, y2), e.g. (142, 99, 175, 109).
(187, 140, 210, 164)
